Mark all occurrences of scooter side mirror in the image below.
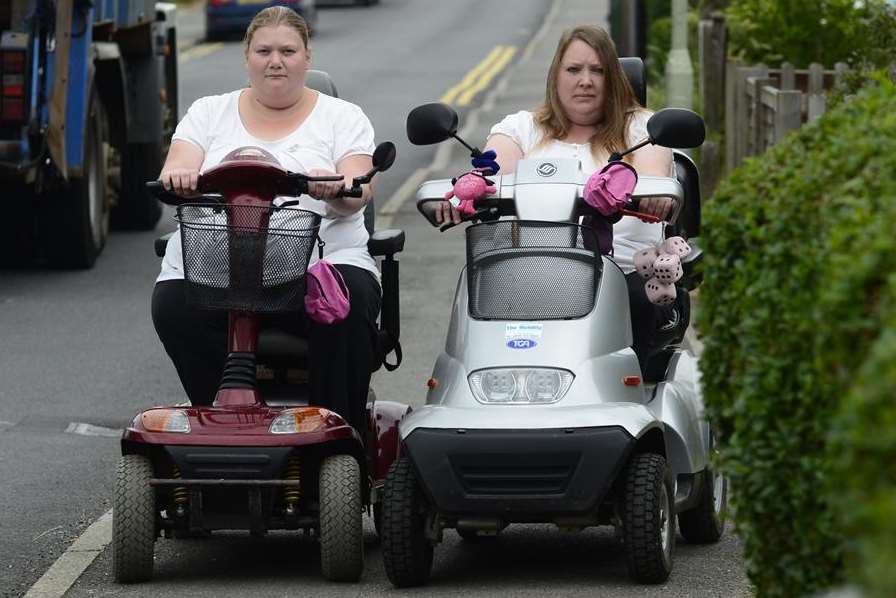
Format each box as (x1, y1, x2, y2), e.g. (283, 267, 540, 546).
(407, 103, 459, 145)
(372, 141, 397, 172)
(646, 108, 706, 149)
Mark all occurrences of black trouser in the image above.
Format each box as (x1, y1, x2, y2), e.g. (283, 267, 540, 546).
(626, 271, 690, 369)
(152, 264, 381, 435)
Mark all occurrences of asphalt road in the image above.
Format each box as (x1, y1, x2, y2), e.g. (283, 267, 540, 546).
(0, 1, 750, 596)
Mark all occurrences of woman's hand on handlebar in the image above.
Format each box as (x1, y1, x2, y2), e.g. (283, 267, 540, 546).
(160, 167, 200, 196)
(307, 168, 346, 200)
(636, 196, 674, 220)
(435, 201, 462, 226)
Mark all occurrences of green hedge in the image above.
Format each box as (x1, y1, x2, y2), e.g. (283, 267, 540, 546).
(698, 77, 896, 597)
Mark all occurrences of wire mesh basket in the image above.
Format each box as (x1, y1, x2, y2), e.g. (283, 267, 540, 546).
(176, 203, 321, 312)
(465, 220, 601, 320)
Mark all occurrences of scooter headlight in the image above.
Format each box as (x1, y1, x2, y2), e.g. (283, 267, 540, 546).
(270, 408, 329, 434)
(469, 368, 574, 404)
(140, 409, 191, 433)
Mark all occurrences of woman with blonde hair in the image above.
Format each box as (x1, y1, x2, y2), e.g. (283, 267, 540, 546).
(437, 25, 682, 367)
(152, 6, 381, 435)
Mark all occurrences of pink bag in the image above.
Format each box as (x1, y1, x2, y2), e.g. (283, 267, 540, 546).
(584, 161, 638, 216)
(304, 260, 351, 325)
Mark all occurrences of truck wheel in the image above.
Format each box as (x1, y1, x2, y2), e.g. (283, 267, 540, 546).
(381, 456, 433, 587)
(621, 453, 675, 584)
(111, 141, 162, 230)
(679, 437, 727, 543)
(112, 454, 156, 583)
(319, 454, 364, 582)
(46, 87, 109, 268)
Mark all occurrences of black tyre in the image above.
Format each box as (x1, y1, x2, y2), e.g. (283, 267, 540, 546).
(319, 454, 364, 582)
(679, 437, 727, 544)
(112, 454, 156, 583)
(111, 141, 162, 230)
(381, 456, 433, 587)
(621, 453, 675, 584)
(46, 86, 109, 268)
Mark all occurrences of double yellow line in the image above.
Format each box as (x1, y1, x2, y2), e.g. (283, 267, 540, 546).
(441, 45, 517, 107)
(180, 43, 224, 64)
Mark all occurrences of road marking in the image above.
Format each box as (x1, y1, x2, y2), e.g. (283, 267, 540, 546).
(456, 46, 517, 106)
(378, 0, 560, 230)
(65, 422, 122, 438)
(441, 46, 511, 105)
(180, 42, 224, 63)
(23, 510, 113, 598)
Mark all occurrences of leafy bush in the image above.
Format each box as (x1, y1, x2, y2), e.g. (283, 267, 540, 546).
(699, 78, 896, 597)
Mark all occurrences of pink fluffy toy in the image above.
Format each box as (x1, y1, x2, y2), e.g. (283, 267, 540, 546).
(443, 170, 497, 216)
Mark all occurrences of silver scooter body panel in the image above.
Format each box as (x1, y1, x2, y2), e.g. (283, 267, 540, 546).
(406, 159, 708, 515)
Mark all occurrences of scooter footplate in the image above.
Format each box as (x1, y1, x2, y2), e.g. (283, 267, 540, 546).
(404, 426, 634, 517)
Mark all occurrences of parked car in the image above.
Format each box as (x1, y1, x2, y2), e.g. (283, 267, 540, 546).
(206, 0, 318, 41)
(321, 0, 379, 6)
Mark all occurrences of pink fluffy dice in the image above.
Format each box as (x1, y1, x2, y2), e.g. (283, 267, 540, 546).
(653, 253, 683, 284)
(645, 278, 677, 305)
(662, 236, 691, 258)
(634, 247, 660, 279)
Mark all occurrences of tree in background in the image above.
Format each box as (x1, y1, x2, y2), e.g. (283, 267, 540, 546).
(725, 0, 891, 68)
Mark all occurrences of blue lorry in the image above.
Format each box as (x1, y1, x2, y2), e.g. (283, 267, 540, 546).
(0, 0, 178, 268)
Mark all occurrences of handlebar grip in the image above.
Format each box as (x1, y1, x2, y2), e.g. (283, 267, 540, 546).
(338, 187, 363, 198)
(146, 181, 187, 206)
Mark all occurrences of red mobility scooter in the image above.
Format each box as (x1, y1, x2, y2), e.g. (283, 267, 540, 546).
(112, 119, 407, 582)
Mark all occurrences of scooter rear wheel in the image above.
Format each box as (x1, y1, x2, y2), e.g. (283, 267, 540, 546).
(381, 456, 433, 587)
(318, 454, 364, 581)
(679, 435, 727, 543)
(621, 453, 675, 584)
(112, 454, 156, 583)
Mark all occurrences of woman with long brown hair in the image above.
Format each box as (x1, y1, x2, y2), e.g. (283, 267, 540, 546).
(437, 25, 682, 368)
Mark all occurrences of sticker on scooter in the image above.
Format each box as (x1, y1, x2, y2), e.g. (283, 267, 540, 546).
(505, 322, 543, 339)
(507, 338, 537, 349)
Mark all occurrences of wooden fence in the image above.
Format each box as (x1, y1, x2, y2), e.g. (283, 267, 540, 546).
(697, 14, 848, 197)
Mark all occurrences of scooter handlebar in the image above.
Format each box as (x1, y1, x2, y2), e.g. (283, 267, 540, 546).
(146, 181, 224, 206)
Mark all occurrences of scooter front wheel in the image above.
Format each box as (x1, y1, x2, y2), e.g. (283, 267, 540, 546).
(112, 454, 156, 583)
(621, 453, 675, 584)
(318, 454, 364, 582)
(381, 456, 433, 587)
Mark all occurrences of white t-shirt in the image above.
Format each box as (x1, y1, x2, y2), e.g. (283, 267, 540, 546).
(489, 109, 672, 274)
(157, 90, 378, 283)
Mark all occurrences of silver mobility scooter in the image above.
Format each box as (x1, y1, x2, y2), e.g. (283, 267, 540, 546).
(380, 64, 726, 587)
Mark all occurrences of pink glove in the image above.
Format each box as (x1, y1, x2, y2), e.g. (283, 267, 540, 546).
(444, 170, 497, 216)
(584, 161, 638, 216)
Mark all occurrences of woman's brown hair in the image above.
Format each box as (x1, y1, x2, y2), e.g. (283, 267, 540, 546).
(533, 26, 641, 160)
(243, 6, 309, 51)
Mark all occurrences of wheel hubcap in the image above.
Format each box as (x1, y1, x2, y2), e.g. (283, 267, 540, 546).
(713, 469, 726, 514)
(660, 484, 671, 554)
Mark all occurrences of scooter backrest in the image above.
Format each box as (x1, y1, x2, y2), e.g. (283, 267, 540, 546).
(305, 69, 339, 98)
(669, 150, 700, 239)
(620, 57, 646, 107)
